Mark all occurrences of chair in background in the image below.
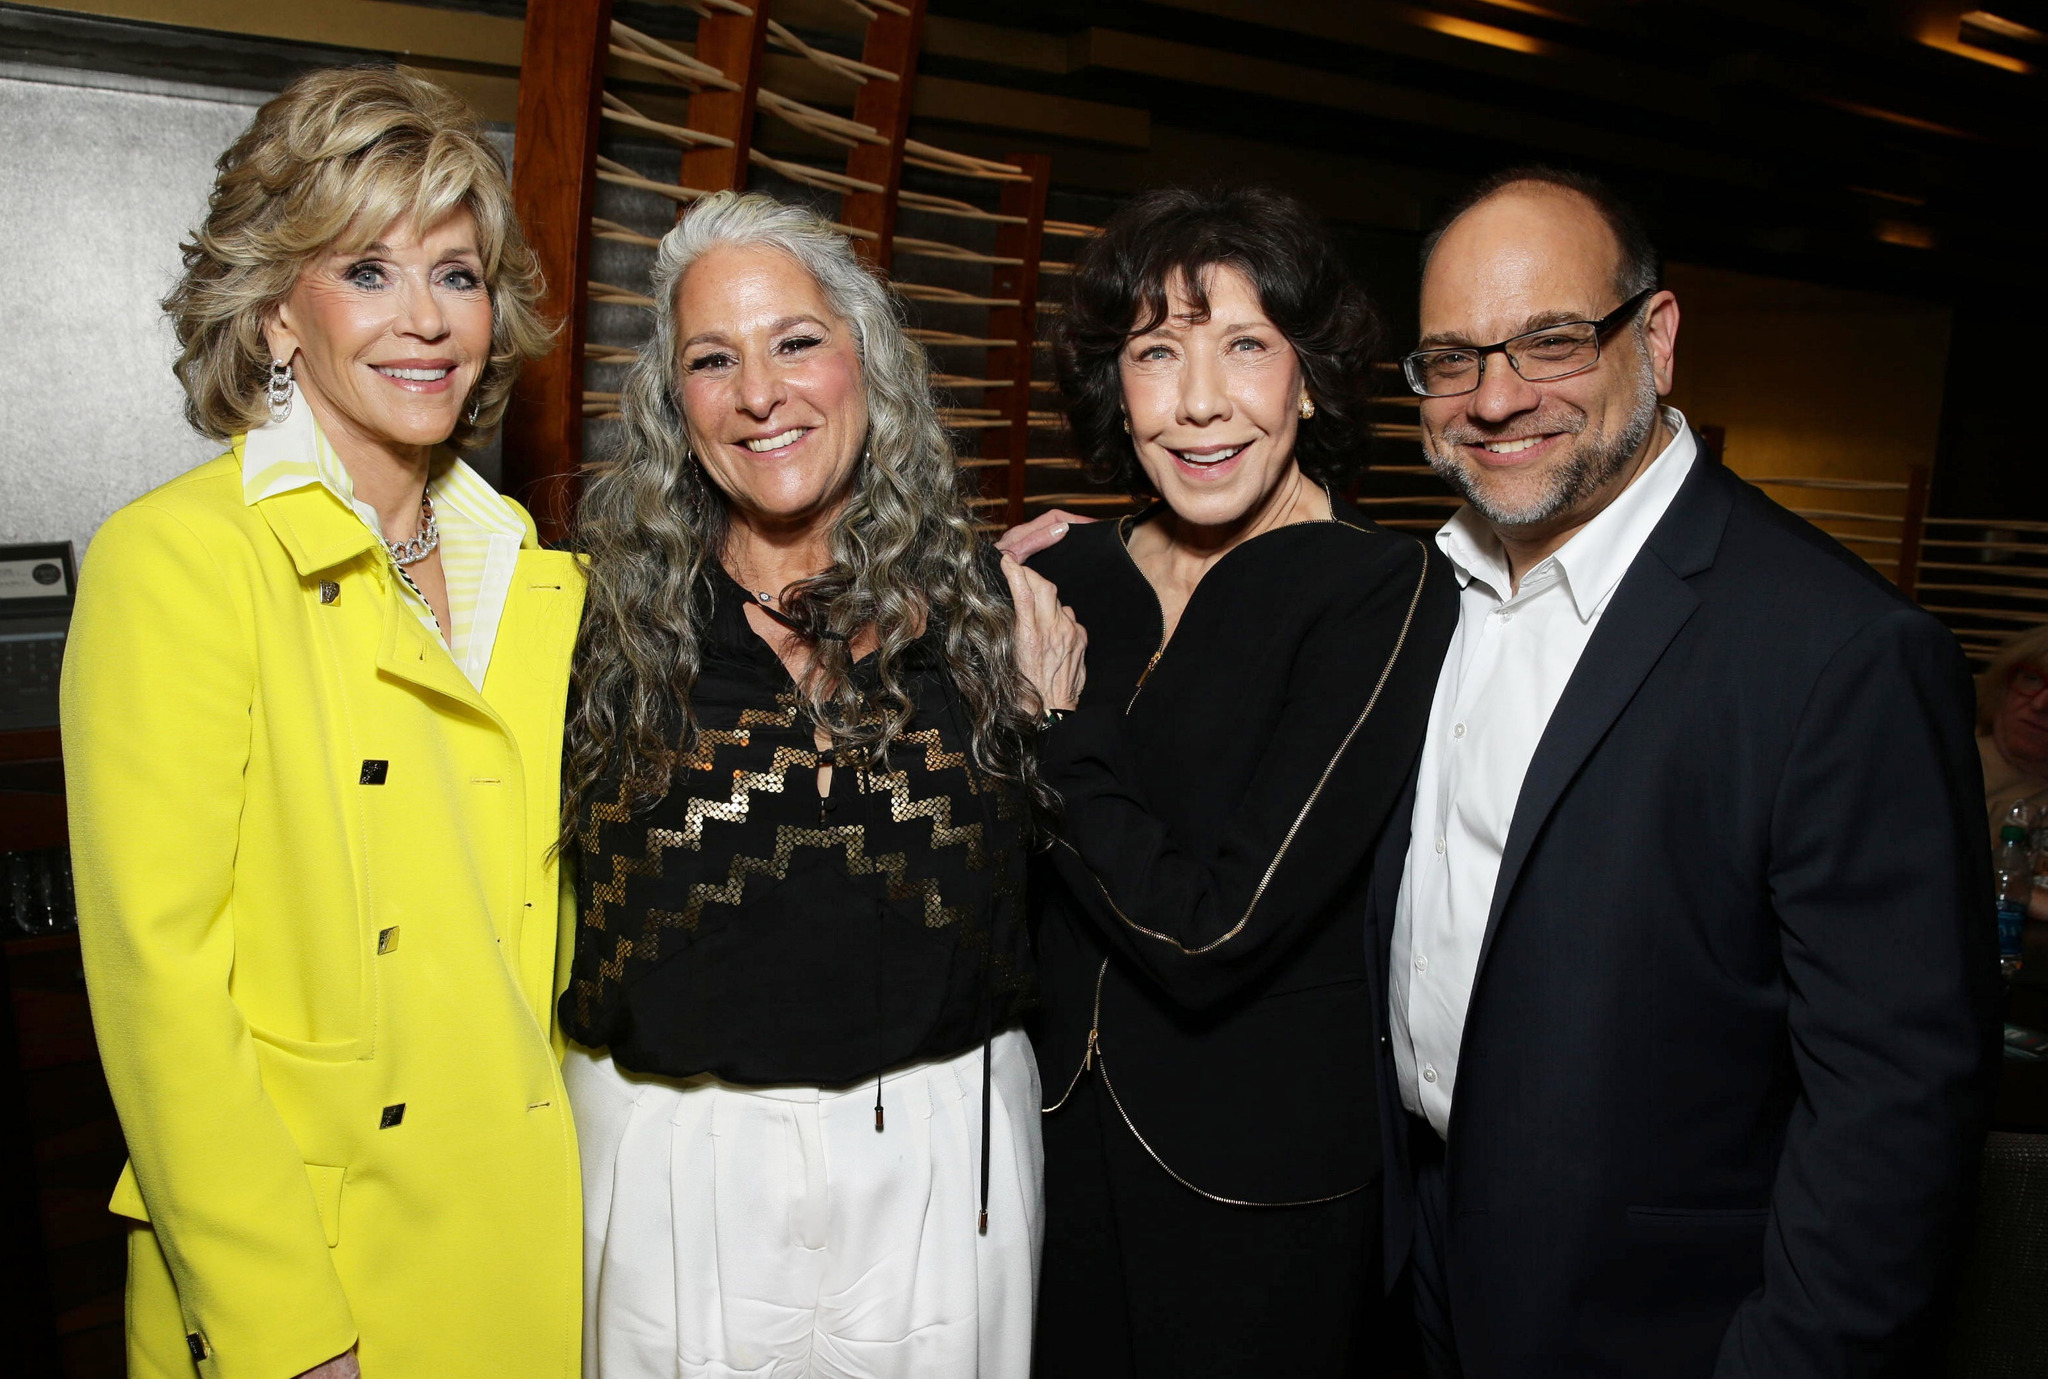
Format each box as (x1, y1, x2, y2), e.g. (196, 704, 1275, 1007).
(1911, 518, 2048, 669)
(1944, 1131, 2048, 1378)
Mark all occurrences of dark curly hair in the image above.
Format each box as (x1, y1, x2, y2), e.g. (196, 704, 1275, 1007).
(1052, 184, 1383, 494)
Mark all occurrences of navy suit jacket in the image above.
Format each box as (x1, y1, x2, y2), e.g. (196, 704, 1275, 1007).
(1365, 450, 2002, 1377)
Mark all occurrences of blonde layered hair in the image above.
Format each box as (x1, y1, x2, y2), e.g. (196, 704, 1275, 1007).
(163, 65, 550, 450)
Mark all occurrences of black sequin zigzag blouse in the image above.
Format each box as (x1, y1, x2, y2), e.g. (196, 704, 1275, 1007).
(562, 570, 1032, 1087)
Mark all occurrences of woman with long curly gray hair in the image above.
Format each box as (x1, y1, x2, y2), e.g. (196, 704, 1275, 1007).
(558, 192, 1067, 1377)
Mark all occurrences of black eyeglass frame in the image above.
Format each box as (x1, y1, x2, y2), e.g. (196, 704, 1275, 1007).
(1400, 286, 1660, 398)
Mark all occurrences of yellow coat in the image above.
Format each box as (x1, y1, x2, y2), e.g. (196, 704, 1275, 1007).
(61, 444, 585, 1379)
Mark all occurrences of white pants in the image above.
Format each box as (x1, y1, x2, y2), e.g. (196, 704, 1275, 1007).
(565, 1031, 1043, 1379)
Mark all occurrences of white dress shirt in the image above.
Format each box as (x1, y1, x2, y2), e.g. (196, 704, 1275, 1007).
(1391, 408, 1697, 1138)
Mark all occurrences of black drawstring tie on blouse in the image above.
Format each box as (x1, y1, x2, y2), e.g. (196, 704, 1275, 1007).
(978, 1018, 993, 1234)
(872, 744, 888, 1135)
(967, 724, 1001, 1235)
(868, 692, 1003, 1232)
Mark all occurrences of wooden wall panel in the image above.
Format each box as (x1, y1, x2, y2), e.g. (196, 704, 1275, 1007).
(680, 5, 772, 196)
(840, 0, 928, 269)
(981, 154, 1051, 528)
(503, 0, 612, 544)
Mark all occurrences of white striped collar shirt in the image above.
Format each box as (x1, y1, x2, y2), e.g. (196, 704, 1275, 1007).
(241, 400, 526, 690)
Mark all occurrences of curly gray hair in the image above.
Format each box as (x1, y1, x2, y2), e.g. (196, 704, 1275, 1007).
(563, 191, 1046, 838)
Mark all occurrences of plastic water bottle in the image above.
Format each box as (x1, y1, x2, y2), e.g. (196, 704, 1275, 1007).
(1998, 803, 2029, 978)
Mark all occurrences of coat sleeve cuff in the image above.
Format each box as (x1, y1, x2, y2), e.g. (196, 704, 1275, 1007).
(1037, 705, 1128, 797)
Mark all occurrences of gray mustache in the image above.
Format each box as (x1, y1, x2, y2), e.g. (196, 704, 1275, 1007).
(1437, 415, 1586, 449)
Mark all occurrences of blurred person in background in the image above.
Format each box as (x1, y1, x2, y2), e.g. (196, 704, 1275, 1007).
(62, 66, 581, 1379)
(1976, 623, 2048, 850)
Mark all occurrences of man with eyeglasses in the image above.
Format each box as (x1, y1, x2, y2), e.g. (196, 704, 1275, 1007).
(1368, 166, 2000, 1377)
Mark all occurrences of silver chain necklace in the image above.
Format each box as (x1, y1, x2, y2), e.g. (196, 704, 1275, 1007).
(384, 489, 439, 566)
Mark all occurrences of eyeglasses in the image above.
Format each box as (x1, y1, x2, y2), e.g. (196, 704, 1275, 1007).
(2012, 665, 2048, 698)
(1401, 287, 1658, 399)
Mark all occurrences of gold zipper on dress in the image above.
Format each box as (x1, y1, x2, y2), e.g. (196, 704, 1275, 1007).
(1094, 1038, 1371, 1208)
(1045, 517, 1422, 1207)
(1118, 513, 1171, 714)
(1040, 959, 1372, 1207)
(1061, 539, 1432, 956)
(1117, 493, 1345, 715)
(1040, 957, 1108, 1114)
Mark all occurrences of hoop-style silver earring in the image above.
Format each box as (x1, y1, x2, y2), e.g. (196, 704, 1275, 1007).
(1298, 392, 1316, 420)
(466, 395, 482, 426)
(268, 360, 294, 424)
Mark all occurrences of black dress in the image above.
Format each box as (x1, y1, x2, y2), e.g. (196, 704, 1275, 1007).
(561, 568, 1032, 1096)
(1027, 501, 1457, 1377)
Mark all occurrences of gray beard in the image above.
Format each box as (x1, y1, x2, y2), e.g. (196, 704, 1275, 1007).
(1425, 375, 1661, 530)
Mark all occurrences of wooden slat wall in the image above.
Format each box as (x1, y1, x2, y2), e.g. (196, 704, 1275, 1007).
(840, 0, 925, 269)
(983, 154, 1049, 529)
(679, 5, 769, 196)
(503, 0, 611, 544)
(503, 0, 1112, 542)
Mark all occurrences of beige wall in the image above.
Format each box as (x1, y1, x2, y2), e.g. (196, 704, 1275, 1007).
(1664, 260, 1951, 529)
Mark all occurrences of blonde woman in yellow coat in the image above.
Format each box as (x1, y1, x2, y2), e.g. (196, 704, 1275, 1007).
(60, 68, 583, 1379)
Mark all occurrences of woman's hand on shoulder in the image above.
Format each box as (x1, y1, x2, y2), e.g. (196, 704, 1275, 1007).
(295, 1348, 361, 1379)
(1000, 554, 1086, 715)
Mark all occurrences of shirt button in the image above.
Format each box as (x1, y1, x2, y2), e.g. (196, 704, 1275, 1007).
(1423, 1066, 1438, 1084)
(1452, 723, 1466, 738)
(1415, 954, 1428, 972)
(1434, 837, 1446, 854)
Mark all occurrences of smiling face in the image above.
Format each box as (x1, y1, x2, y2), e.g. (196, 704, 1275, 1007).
(1120, 265, 1307, 534)
(263, 208, 492, 459)
(1416, 186, 1678, 536)
(672, 243, 868, 537)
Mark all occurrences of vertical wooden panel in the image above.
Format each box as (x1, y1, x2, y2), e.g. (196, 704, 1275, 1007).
(840, 0, 927, 269)
(0, 931, 60, 1374)
(1899, 462, 1931, 598)
(503, 0, 612, 544)
(680, 5, 771, 196)
(981, 154, 1051, 528)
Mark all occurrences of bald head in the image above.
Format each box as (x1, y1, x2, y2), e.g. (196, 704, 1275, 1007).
(1409, 170, 1681, 563)
(1421, 183, 1634, 349)
(1421, 167, 1659, 308)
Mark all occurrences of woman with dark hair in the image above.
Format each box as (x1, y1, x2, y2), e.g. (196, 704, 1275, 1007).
(1002, 185, 1458, 1375)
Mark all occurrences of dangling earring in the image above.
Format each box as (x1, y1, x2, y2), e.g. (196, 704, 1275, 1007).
(1120, 414, 1130, 434)
(268, 360, 294, 424)
(466, 394, 482, 427)
(1298, 391, 1316, 420)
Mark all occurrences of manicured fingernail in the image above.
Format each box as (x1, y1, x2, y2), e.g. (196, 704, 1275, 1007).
(1051, 523, 1067, 538)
